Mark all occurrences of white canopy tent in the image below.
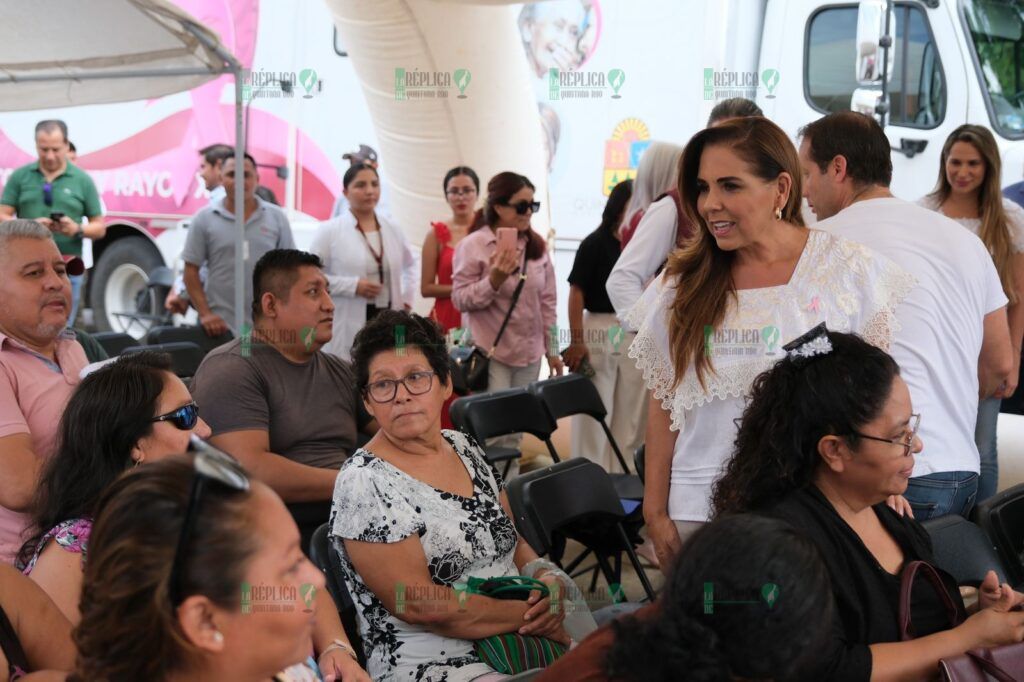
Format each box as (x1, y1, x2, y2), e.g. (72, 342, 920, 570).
(0, 0, 250, 333)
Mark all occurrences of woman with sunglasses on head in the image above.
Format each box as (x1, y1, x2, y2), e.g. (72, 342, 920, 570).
(452, 172, 562, 451)
(17, 352, 370, 680)
(331, 311, 586, 682)
(71, 453, 337, 682)
(311, 162, 418, 361)
(712, 328, 1024, 682)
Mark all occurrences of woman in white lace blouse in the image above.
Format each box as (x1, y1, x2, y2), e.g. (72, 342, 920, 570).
(629, 117, 916, 572)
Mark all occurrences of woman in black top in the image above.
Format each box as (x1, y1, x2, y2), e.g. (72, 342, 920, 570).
(563, 179, 646, 473)
(712, 327, 1024, 681)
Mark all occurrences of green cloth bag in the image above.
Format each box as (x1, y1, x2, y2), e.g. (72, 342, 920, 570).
(464, 575, 568, 675)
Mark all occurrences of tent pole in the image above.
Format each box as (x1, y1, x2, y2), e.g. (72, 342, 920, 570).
(233, 64, 245, 336)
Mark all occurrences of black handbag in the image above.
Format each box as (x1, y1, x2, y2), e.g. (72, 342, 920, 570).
(450, 252, 528, 395)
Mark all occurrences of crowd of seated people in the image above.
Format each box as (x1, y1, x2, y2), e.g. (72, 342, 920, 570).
(5, 100, 1024, 681)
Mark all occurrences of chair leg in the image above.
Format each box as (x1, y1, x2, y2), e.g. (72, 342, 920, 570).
(594, 551, 618, 590)
(616, 523, 656, 601)
(563, 548, 592, 575)
(601, 421, 632, 474)
(545, 440, 561, 463)
(503, 459, 513, 479)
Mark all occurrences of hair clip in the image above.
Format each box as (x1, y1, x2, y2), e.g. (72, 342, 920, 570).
(782, 322, 832, 359)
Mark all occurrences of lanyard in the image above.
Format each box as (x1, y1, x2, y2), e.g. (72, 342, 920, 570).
(356, 218, 389, 307)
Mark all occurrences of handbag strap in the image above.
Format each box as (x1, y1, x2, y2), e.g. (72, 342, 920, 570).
(899, 560, 965, 641)
(487, 251, 529, 357)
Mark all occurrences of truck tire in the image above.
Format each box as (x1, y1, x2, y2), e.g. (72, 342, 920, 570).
(89, 237, 167, 338)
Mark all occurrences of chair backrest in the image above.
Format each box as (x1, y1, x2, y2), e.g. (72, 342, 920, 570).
(920, 515, 1007, 587)
(973, 483, 1024, 586)
(309, 522, 365, 666)
(510, 459, 625, 551)
(528, 374, 607, 422)
(451, 388, 558, 443)
(146, 325, 232, 355)
(122, 342, 204, 379)
(92, 331, 137, 357)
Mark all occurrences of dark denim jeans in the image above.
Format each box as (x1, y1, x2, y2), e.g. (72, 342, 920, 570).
(903, 471, 979, 521)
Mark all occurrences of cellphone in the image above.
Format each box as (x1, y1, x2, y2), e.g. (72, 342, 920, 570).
(49, 212, 65, 223)
(496, 227, 517, 255)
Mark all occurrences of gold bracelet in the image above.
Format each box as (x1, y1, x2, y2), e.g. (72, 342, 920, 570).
(319, 638, 358, 662)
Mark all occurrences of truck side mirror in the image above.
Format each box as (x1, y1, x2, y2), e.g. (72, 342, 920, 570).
(851, 88, 885, 124)
(856, 0, 896, 86)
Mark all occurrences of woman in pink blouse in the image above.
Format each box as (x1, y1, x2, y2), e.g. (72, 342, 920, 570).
(452, 172, 563, 412)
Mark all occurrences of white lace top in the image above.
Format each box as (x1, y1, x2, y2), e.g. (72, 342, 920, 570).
(627, 229, 917, 522)
(915, 195, 1024, 254)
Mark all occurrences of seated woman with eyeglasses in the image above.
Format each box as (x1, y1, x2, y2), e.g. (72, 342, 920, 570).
(17, 352, 369, 681)
(71, 451, 330, 682)
(331, 310, 579, 682)
(711, 327, 1024, 681)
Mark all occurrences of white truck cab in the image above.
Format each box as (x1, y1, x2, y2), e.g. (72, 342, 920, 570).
(762, 0, 1024, 200)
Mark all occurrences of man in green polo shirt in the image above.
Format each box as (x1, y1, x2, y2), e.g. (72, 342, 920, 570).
(0, 120, 106, 325)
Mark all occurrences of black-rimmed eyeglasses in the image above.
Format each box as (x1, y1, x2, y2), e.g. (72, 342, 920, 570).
(364, 370, 436, 403)
(169, 436, 250, 606)
(851, 413, 921, 457)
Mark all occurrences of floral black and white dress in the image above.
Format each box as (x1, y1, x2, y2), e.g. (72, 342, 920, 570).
(330, 430, 518, 682)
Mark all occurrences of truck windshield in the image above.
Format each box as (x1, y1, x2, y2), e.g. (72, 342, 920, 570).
(964, 0, 1024, 136)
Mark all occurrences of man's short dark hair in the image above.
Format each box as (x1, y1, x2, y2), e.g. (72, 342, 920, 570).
(798, 112, 892, 187)
(199, 144, 234, 168)
(35, 120, 68, 141)
(222, 152, 258, 172)
(251, 249, 324, 320)
(707, 98, 763, 126)
(350, 310, 451, 392)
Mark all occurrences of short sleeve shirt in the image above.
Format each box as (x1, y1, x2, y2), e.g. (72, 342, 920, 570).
(0, 161, 102, 257)
(567, 229, 620, 314)
(190, 337, 366, 469)
(181, 197, 296, 325)
(330, 430, 517, 682)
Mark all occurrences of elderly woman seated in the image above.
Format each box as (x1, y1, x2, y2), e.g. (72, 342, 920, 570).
(712, 327, 1024, 681)
(330, 310, 576, 681)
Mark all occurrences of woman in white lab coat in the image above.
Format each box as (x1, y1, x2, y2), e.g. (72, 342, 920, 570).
(311, 163, 417, 360)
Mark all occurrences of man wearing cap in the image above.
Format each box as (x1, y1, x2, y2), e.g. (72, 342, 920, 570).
(331, 144, 392, 219)
(0, 219, 89, 563)
(0, 120, 106, 326)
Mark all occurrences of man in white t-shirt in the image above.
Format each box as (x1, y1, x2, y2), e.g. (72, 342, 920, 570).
(798, 111, 1014, 519)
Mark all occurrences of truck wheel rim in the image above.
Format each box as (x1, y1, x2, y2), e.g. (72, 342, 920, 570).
(104, 264, 151, 339)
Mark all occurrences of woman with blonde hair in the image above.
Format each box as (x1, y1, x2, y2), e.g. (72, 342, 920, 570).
(918, 124, 1024, 502)
(618, 141, 683, 249)
(631, 116, 915, 572)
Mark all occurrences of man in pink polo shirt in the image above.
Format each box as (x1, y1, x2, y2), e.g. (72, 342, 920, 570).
(0, 219, 88, 562)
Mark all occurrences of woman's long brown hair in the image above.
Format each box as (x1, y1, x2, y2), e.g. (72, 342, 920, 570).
(929, 124, 1017, 304)
(667, 117, 805, 389)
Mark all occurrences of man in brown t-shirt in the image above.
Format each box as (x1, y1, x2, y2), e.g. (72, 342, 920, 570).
(191, 249, 375, 547)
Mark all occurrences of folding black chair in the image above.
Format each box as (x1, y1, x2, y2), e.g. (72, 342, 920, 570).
(92, 331, 137, 357)
(450, 388, 560, 477)
(506, 459, 656, 602)
(309, 522, 366, 667)
(920, 515, 1008, 587)
(121, 341, 204, 379)
(147, 324, 233, 355)
(973, 483, 1024, 587)
(529, 374, 643, 500)
(634, 445, 645, 484)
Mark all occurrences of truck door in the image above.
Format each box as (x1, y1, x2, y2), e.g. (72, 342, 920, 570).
(763, 1, 967, 201)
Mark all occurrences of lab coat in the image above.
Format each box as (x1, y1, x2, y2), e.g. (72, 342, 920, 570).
(310, 211, 418, 360)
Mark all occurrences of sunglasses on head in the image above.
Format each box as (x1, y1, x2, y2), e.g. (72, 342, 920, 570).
(151, 403, 199, 430)
(169, 436, 250, 606)
(504, 200, 540, 215)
